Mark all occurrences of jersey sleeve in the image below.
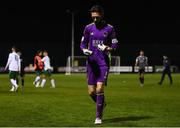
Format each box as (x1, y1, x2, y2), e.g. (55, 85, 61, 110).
(135, 57, 139, 63)
(41, 57, 45, 62)
(135, 57, 139, 66)
(80, 26, 90, 50)
(18, 55, 21, 72)
(34, 56, 37, 69)
(110, 27, 118, 50)
(5, 53, 12, 69)
(146, 57, 148, 66)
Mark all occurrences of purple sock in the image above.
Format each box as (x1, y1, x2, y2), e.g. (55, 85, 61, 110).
(96, 92, 104, 119)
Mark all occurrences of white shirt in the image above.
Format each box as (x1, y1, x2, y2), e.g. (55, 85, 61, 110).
(41, 55, 52, 71)
(5, 52, 21, 71)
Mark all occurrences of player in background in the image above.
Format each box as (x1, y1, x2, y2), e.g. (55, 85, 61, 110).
(135, 50, 148, 86)
(33, 50, 44, 87)
(158, 55, 173, 85)
(40, 50, 55, 88)
(17, 51, 26, 88)
(4, 46, 20, 92)
(80, 5, 118, 124)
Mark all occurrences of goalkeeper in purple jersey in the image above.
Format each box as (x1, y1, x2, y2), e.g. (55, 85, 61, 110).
(80, 5, 118, 124)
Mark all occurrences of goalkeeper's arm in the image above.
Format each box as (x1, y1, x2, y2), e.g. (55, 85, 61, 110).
(97, 44, 112, 51)
(82, 48, 93, 56)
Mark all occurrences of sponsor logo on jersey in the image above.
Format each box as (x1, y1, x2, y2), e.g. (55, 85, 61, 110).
(92, 40, 104, 47)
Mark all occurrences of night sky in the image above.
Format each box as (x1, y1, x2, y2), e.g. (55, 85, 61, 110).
(0, 1, 180, 68)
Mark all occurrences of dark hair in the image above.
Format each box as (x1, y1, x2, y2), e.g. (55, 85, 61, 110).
(43, 50, 48, 53)
(12, 46, 17, 51)
(163, 55, 168, 58)
(89, 5, 104, 15)
(36, 50, 42, 54)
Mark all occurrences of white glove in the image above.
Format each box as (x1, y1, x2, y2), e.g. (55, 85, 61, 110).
(97, 44, 107, 51)
(83, 49, 93, 56)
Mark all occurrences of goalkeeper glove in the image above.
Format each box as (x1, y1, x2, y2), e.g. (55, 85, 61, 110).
(82, 49, 93, 56)
(97, 44, 107, 51)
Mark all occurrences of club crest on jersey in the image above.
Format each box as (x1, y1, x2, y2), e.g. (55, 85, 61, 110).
(103, 32, 108, 37)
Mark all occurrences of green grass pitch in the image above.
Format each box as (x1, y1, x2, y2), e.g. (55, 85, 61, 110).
(0, 73, 180, 127)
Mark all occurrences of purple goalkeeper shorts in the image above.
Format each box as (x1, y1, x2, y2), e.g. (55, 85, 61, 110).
(87, 63, 109, 85)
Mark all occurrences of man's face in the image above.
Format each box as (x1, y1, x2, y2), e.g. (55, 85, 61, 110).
(91, 12, 103, 23)
(43, 52, 47, 56)
(39, 52, 42, 56)
(12, 48, 15, 52)
(140, 51, 144, 56)
(163, 56, 167, 59)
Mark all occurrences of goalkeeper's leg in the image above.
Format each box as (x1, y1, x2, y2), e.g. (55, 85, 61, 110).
(95, 82, 105, 124)
(88, 86, 96, 103)
(87, 65, 97, 103)
(95, 66, 109, 124)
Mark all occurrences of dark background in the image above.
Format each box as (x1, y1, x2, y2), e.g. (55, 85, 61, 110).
(0, 1, 180, 68)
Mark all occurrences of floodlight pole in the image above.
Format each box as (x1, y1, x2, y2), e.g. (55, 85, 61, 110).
(71, 11, 75, 67)
(66, 9, 78, 68)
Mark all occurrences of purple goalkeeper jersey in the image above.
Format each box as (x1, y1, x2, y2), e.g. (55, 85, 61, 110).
(80, 23, 118, 66)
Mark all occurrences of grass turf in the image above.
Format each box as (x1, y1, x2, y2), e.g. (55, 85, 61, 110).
(0, 73, 180, 127)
